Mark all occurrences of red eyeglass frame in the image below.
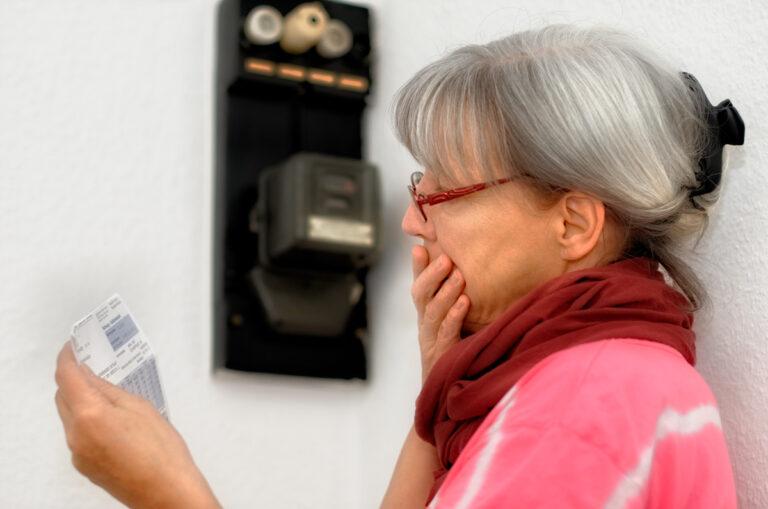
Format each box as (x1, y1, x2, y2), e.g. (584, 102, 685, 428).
(407, 170, 515, 221)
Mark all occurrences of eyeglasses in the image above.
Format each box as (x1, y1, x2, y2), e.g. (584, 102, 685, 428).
(407, 170, 515, 221)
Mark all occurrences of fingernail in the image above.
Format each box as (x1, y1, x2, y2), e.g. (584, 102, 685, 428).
(451, 269, 462, 281)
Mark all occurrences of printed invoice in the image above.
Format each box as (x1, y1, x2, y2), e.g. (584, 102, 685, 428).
(70, 294, 168, 418)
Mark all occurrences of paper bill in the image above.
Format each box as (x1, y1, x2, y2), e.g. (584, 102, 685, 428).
(70, 294, 168, 418)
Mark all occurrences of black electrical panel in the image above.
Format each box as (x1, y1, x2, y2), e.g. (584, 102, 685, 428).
(214, 0, 375, 379)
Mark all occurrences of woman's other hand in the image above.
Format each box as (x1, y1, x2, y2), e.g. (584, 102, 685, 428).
(54, 342, 220, 509)
(410, 246, 471, 384)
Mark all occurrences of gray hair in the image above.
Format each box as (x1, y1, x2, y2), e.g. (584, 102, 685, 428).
(391, 22, 729, 313)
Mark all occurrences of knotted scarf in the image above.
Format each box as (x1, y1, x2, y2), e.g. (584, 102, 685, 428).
(414, 256, 696, 505)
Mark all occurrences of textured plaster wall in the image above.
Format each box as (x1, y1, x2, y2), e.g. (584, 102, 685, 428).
(0, 1, 766, 508)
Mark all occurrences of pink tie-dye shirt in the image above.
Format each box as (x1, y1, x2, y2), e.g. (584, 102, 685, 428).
(427, 338, 737, 509)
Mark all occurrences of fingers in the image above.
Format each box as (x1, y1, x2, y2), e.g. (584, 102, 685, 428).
(420, 268, 466, 339)
(411, 245, 429, 280)
(55, 342, 99, 409)
(55, 340, 77, 380)
(83, 370, 130, 405)
(411, 252, 454, 310)
(436, 295, 470, 348)
(55, 341, 127, 409)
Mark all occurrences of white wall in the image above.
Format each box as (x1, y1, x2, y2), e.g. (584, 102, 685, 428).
(0, 0, 766, 508)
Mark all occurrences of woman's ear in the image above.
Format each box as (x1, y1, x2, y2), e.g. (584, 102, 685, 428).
(553, 191, 606, 261)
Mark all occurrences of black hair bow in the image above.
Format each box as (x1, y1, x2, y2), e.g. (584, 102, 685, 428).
(680, 71, 745, 210)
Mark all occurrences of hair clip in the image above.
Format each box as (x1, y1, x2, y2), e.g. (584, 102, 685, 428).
(680, 72, 745, 209)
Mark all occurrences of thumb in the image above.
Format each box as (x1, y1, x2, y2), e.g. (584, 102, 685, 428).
(80, 365, 128, 404)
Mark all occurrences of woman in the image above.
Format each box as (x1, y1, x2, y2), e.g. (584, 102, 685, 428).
(380, 23, 743, 508)
(54, 23, 743, 508)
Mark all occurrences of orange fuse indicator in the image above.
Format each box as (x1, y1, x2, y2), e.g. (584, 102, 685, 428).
(244, 58, 275, 75)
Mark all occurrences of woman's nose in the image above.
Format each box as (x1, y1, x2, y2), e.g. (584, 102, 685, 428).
(401, 201, 425, 238)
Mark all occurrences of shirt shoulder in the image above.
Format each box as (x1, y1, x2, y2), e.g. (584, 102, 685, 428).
(486, 338, 726, 469)
(508, 338, 720, 436)
(430, 339, 737, 509)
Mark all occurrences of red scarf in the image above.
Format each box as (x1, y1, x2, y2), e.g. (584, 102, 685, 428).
(414, 256, 696, 505)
